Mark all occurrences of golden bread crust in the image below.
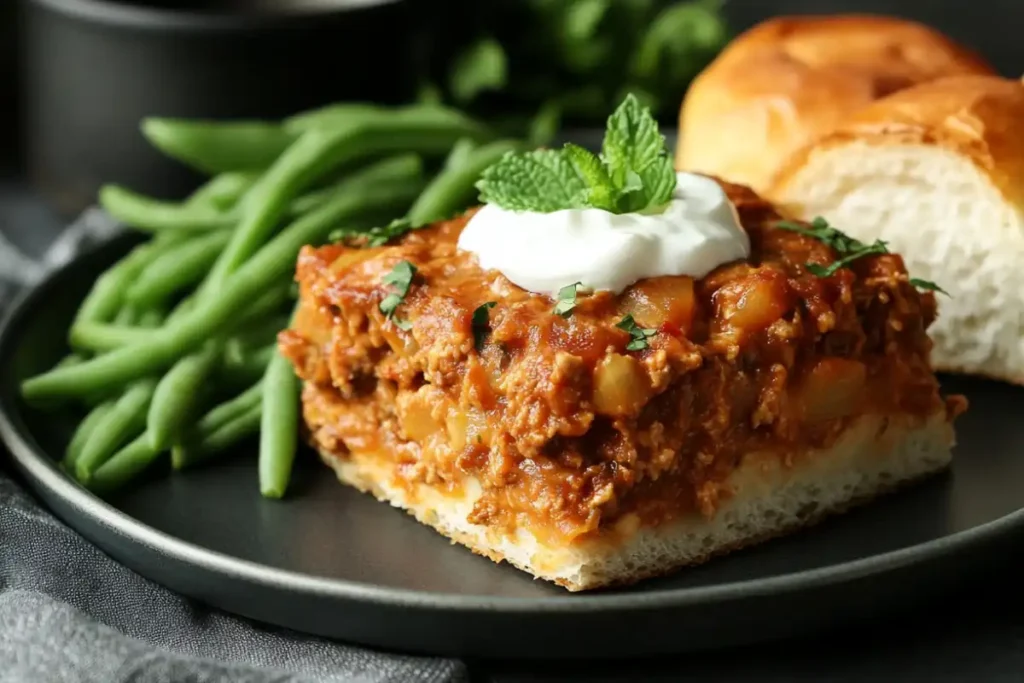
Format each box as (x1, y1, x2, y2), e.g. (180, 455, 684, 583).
(676, 14, 994, 193)
(770, 75, 1024, 210)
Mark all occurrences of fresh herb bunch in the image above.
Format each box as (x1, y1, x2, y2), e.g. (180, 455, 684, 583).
(477, 94, 676, 214)
(420, 0, 730, 139)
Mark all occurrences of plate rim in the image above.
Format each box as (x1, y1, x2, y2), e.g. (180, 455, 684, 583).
(3, 233, 1023, 616)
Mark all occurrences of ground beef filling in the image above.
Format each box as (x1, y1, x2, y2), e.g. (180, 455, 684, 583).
(280, 182, 961, 544)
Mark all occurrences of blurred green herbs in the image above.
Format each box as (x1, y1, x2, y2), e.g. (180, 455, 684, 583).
(419, 0, 730, 142)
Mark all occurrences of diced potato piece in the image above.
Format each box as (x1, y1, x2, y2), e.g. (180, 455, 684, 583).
(619, 276, 695, 330)
(330, 248, 376, 273)
(292, 299, 332, 345)
(446, 407, 490, 451)
(593, 353, 652, 416)
(381, 325, 418, 356)
(720, 272, 788, 333)
(800, 358, 867, 422)
(400, 394, 441, 441)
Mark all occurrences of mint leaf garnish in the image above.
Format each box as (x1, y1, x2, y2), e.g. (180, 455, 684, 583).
(472, 302, 497, 351)
(563, 144, 618, 211)
(553, 282, 583, 318)
(476, 92, 676, 215)
(602, 93, 676, 208)
(616, 313, 657, 351)
(477, 149, 587, 212)
(380, 260, 417, 327)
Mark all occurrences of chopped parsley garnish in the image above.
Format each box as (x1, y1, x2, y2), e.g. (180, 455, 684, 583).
(909, 278, 950, 297)
(776, 217, 947, 295)
(805, 242, 890, 278)
(379, 260, 417, 329)
(616, 313, 658, 351)
(329, 218, 419, 248)
(367, 218, 416, 247)
(476, 93, 676, 215)
(553, 282, 583, 317)
(472, 302, 497, 351)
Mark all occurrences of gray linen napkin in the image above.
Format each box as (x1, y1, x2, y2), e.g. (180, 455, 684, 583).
(0, 199, 468, 683)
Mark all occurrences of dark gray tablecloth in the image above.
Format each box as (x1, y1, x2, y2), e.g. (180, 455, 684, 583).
(0, 182, 468, 683)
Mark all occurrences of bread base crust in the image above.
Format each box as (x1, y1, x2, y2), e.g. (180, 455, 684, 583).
(319, 411, 954, 592)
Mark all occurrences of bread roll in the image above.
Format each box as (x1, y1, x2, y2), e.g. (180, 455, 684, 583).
(676, 14, 994, 193)
(768, 75, 1024, 384)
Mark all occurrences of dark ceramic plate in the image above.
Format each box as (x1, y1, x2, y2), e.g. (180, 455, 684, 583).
(2, 234, 1023, 659)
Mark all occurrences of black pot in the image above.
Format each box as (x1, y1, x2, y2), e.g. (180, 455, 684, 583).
(1, 3, 18, 167)
(22, 0, 417, 216)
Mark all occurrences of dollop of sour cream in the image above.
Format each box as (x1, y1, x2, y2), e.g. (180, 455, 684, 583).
(457, 172, 750, 298)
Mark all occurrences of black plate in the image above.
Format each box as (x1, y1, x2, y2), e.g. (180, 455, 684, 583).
(2, 234, 1023, 659)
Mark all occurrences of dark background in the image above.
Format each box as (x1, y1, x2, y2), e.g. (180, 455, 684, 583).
(0, 0, 1020, 171)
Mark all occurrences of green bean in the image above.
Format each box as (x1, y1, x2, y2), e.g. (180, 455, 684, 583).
(198, 114, 486, 295)
(229, 314, 290, 350)
(288, 182, 345, 217)
(171, 380, 263, 470)
(186, 171, 260, 210)
(63, 401, 114, 471)
(21, 178, 421, 402)
(443, 137, 478, 171)
(73, 240, 170, 326)
(124, 230, 231, 308)
(55, 353, 85, 369)
(113, 306, 138, 325)
(173, 403, 263, 470)
(258, 303, 300, 498)
(141, 119, 294, 174)
(100, 185, 237, 234)
(146, 340, 223, 452)
(74, 377, 158, 483)
(286, 154, 423, 218)
(286, 103, 489, 139)
(72, 310, 164, 480)
(70, 281, 292, 355)
(219, 344, 275, 389)
(220, 337, 246, 370)
(406, 139, 524, 226)
(259, 347, 301, 499)
(69, 323, 153, 354)
(102, 175, 350, 235)
(88, 433, 162, 496)
(197, 379, 264, 436)
(283, 102, 383, 134)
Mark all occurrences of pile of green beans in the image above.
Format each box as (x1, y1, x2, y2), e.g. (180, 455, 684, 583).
(22, 101, 521, 500)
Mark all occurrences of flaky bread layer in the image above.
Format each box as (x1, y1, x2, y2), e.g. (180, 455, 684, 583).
(320, 411, 954, 591)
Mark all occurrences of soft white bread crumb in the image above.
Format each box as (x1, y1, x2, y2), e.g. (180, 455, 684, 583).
(769, 75, 1024, 384)
(322, 411, 954, 591)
